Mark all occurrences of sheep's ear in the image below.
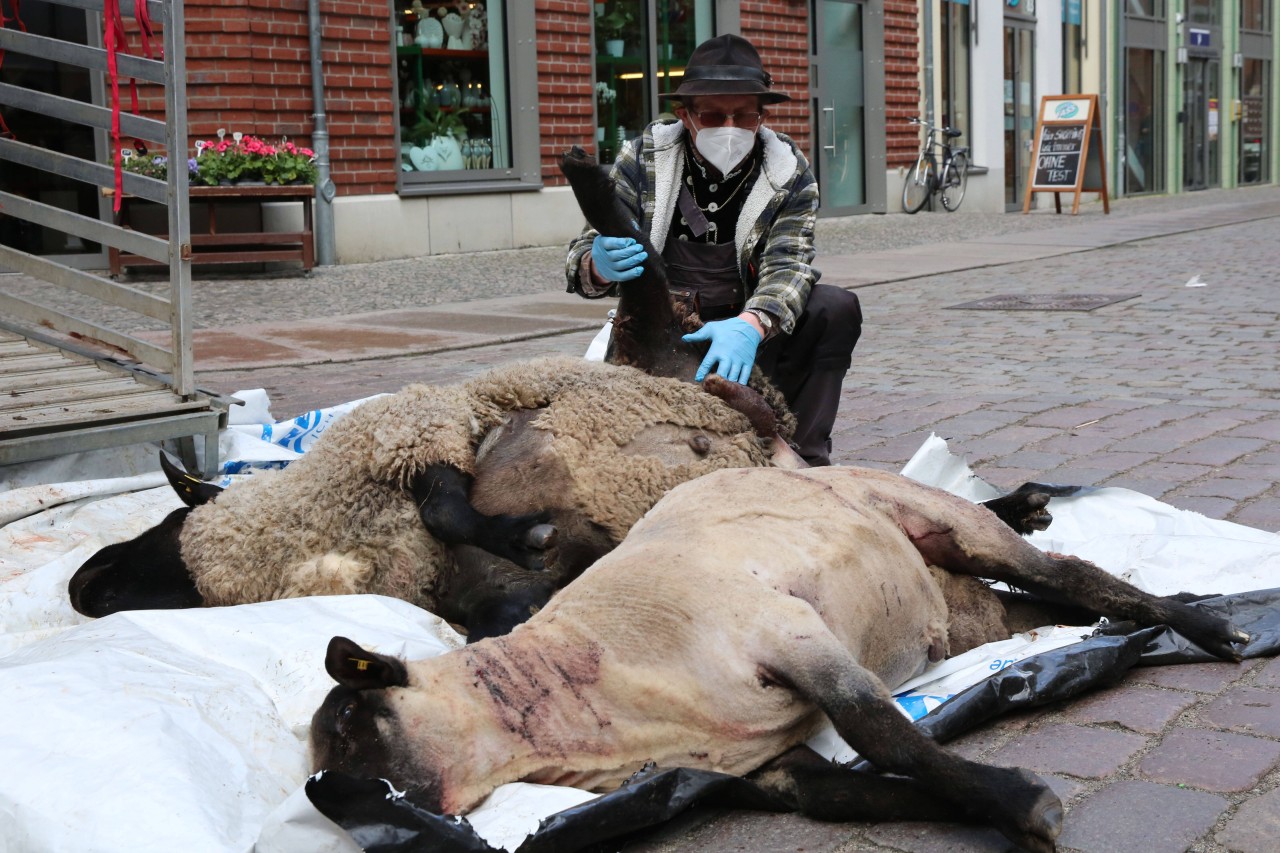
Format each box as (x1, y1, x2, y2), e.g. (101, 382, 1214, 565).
(159, 452, 223, 508)
(325, 636, 409, 690)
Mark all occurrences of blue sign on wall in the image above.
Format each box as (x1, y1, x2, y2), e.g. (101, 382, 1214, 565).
(1064, 0, 1081, 26)
(1189, 28, 1211, 48)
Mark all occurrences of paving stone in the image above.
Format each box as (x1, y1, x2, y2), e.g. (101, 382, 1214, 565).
(624, 808, 857, 853)
(1138, 728, 1280, 792)
(1163, 436, 1271, 466)
(1055, 780, 1228, 853)
(1256, 656, 1280, 689)
(989, 723, 1147, 779)
(1174, 476, 1274, 501)
(1123, 660, 1257, 694)
(865, 822, 1015, 852)
(1201, 686, 1280, 738)
(1163, 495, 1237, 519)
(1230, 500, 1280, 532)
(944, 709, 1048, 761)
(1060, 685, 1197, 734)
(1215, 785, 1280, 853)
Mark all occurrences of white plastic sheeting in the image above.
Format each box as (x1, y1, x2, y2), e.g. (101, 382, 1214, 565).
(2, 418, 1278, 852)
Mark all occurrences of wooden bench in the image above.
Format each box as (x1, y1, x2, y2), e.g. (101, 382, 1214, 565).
(108, 184, 315, 275)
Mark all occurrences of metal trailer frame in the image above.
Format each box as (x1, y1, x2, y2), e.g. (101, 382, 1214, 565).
(0, 0, 227, 477)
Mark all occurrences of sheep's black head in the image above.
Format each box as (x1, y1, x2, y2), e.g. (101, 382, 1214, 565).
(67, 453, 218, 617)
(310, 636, 446, 812)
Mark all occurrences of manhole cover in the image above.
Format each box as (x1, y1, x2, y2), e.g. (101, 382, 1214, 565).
(946, 293, 1140, 311)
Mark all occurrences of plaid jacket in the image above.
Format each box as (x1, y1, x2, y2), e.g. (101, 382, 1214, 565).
(565, 120, 820, 335)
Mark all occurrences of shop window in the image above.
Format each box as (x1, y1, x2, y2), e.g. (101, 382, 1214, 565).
(1239, 58, 1270, 185)
(1186, 0, 1218, 27)
(394, 1, 537, 192)
(592, 1, 715, 164)
(1062, 0, 1082, 93)
(1124, 47, 1164, 195)
(1241, 0, 1270, 32)
(940, 0, 973, 149)
(1125, 1, 1164, 20)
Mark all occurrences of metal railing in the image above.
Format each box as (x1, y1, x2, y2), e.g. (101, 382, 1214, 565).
(0, 0, 194, 393)
(0, 0, 225, 475)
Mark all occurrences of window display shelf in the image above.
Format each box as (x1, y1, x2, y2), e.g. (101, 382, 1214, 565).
(396, 46, 489, 60)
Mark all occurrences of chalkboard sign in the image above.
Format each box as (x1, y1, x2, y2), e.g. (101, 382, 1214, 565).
(1023, 94, 1110, 215)
(1033, 124, 1087, 187)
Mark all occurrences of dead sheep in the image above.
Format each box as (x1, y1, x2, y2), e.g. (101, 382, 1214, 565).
(69, 357, 798, 635)
(311, 466, 1250, 852)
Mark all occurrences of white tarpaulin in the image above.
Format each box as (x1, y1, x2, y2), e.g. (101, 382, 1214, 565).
(2, 410, 1278, 852)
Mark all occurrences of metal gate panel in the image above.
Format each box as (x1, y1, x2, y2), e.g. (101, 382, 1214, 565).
(0, 0, 225, 476)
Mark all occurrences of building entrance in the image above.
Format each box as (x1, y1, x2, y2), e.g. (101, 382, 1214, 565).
(1003, 20, 1035, 210)
(810, 0, 874, 214)
(1182, 57, 1221, 190)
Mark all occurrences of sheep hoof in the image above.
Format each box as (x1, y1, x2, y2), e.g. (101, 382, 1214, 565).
(981, 482, 1080, 535)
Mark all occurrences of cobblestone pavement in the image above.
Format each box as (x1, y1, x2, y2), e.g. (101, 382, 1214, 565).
(6, 187, 1279, 852)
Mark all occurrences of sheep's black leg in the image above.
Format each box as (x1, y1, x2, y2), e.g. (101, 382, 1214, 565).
(734, 746, 973, 823)
(410, 464, 554, 572)
(891, 488, 1250, 660)
(559, 146, 699, 379)
(774, 639, 1062, 853)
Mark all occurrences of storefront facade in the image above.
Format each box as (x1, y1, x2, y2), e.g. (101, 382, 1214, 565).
(0, 0, 913, 264)
(4, 2, 1277, 269)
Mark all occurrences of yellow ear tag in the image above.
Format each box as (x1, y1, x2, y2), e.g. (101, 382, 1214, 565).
(350, 657, 371, 671)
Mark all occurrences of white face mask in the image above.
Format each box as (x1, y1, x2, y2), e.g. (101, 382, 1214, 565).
(694, 126, 756, 175)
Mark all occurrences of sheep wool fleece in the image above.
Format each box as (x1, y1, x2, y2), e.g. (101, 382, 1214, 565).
(182, 357, 781, 609)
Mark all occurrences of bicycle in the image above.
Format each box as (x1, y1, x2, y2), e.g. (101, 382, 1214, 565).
(901, 117, 970, 214)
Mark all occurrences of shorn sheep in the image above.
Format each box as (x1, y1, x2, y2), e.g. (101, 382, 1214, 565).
(310, 466, 1252, 853)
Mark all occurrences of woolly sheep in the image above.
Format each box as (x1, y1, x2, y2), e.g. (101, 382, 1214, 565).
(69, 357, 797, 630)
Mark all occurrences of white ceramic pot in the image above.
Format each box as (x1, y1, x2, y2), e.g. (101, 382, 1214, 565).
(604, 39, 624, 57)
(409, 135, 464, 171)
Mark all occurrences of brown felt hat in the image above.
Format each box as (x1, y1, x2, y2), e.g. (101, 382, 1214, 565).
(658, 34, 790, 104)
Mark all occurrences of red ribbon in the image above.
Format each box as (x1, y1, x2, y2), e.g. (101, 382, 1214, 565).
(105, 0, 124, 209)
(0, 0, 28, 138)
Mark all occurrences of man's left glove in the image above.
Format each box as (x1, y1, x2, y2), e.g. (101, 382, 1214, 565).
(682, 317, 762, 385)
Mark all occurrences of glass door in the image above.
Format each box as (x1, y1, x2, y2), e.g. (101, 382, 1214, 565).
(1003, 22, 1035, 210)
(591, 0, 714, 164)
(810, 0, 867, 214)
(1182, 58, 1221, 190)
(0, 0, 107, 270)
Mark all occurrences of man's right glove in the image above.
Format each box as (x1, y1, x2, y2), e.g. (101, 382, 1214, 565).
(591, 235, 647, 282)
(681, 317, 762, 385)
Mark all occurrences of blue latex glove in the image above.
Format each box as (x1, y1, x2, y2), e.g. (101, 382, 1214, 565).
(591, 235, 647, 282)
(682, 317, 762, 385)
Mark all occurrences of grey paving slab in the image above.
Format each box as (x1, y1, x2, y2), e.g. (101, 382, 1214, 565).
(1138, 728, 1280, 792)
(1056, 780, 1228, 853)
(1216, 786, 1280, 853)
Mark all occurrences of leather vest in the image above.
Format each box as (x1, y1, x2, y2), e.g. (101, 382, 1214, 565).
(663, 187, 745, 323)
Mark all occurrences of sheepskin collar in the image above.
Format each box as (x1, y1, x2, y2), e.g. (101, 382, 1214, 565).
(647, 120, 798, 260)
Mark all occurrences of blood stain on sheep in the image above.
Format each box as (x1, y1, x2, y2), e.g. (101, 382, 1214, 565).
(464, 639, 608, 753)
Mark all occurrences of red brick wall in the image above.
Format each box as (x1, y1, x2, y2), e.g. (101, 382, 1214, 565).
(741, 2, 811, 155)
(119, 2, 844, 197)
(536, 0, 595, 187)
(127, 0, 395, 196)
(884, 0, 921, 168)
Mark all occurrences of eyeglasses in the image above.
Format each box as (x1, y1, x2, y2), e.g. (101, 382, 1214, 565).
(690, 110, 764, 129)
